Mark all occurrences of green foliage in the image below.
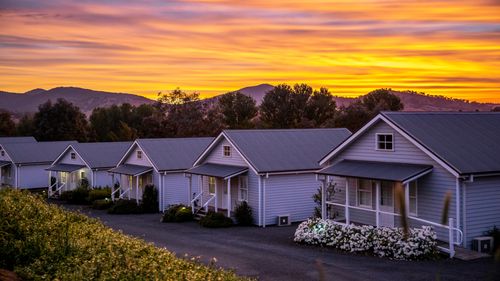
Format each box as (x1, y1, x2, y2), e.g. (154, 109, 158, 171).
(484, 226, 500, 251)
(140, 184, 158, 213)
(162, 204, 193, 223)
(60, 187, 90, 205)
(218, 91, 258, 129)
(107, 199, 142, 214)
(234, 201, 253, 226)
(0, 189, 245, 280)
(87, 187, 111, 202)
(16, 114, 35, 136)
(32, 99, 89, 141)
(92, 198, 114, 210)
(0, 111, 15, 136)
(199, 211, 233, 228)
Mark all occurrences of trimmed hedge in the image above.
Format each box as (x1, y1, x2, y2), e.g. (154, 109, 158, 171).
(0, 189, 246, 280)
(199, 211, 233, 228)
(60, 187, 90, 205)
(107, 199, 142, 214)
(162, 204, 193, 223)
(92, 198, 114, 210)
(234, 201, 253, 226)
(88, 187, 111, 202)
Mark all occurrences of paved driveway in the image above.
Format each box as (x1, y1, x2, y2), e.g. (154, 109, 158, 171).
(67, 206, 499, 281)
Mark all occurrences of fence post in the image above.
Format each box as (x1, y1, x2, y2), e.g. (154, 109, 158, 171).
(448, 218, 455, 258)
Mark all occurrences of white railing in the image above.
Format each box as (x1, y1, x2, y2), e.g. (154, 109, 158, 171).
(203, 195, 216, 212)
(191, 192, 204, 214)
(47, 182, 58, 198)
(49, 182, 66, 198)
(111, 186, 121, 201)
(119, 187, 130, 199)
(326, 201, 463, 258)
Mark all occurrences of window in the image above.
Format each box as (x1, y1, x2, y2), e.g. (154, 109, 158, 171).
(223, 145, 231, 157)
(70, 152, 76, 159)
(357, 179, 373, 208)
(239, 176, 248, 201)
(209, 177, 216, 194)
(380, 181, 394, 207)
(376, 133, 394, 151)
(80, 171, 86, 179)
(137, 150, 142, 159)
(409, 181, 418, 216)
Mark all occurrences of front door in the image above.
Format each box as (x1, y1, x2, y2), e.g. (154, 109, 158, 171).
(379, 181, 394, 227)
(220, 179, 229, 210)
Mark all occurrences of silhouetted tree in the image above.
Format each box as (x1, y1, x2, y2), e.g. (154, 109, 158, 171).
(304, 87, 336, 127)
(33, 99, 89, 141)
(218, 91, 258, 129)
(0, 111, 15, 136)
(16, 114, 35, 136)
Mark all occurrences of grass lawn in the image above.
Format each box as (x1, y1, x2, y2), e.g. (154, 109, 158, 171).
(0, 188, 249, 281)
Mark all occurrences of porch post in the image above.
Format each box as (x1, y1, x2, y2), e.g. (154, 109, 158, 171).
(135, 176, 139, 204)
(111, 173, 115, 201)
(214, 178, 218, 212)
(321, 177, 326, 219)
(448, 218, 455, 258)
(188, 174, 192, 208)
(47, 170, 51, 197)
(345, 178, 350, 224)
(127, 176, 131, 200)
(375, 181, 380, 227)
(404, 182, 410, 217)
(227, 177, 231, 217)
(200, 175, 203, 208)
(57, 173, 61, 195)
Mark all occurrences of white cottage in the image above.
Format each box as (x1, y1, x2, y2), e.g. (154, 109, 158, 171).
(109, 138, 213, 210)
(186, 129, 351, 226)
(47, 142, 132, 196)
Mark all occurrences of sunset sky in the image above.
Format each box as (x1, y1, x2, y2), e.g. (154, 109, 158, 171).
(1, 0, 499, 102)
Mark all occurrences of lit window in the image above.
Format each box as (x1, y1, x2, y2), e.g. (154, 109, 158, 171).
(81, 171, 85, 178)
(239, 176, 248, 201)
(223, 145, 231, 157)
(209, 177, 216, 194)
(357, 179, 373, 208)
(376, 134, 394, 151)
(70, 152, 76, 159)
(137, 150, 142, 159)
(409, 181, 418, 216)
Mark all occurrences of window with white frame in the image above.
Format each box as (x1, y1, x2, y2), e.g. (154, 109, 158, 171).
(70, 152, 76, 159)
(409, 181, 418, 216)
(223, 145, 231, 157)
(376, 133, 394, 151)
(209, 177, 216, 194)
(239, 175, 248, 201)
(137, 150, 142, 159)
(357, 179, 373, 208)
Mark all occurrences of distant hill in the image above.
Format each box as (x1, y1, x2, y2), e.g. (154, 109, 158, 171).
(1, 85, 498, 117)
(0, 87, 154, 116)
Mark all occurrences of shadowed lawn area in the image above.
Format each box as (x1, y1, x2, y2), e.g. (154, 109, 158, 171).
(0, 189, 249, 281)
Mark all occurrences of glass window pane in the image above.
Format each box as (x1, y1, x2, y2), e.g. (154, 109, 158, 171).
(409, 198, 417, 214)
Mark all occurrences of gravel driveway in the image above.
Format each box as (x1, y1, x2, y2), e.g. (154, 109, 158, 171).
(65, 206, 499, 281)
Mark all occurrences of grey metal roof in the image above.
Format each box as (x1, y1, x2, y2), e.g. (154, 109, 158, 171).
(383, 112, 500, 175)
(0, 136, 36, 144)
(0, 160, 11, 167)
(2, 141, 77, 164)
(318, 160, 433, 182)
(109, 164, 153, 176)
(137, 138, 214, 171)
(187, 163, 248, 178)
(47, 163, 86, 172)
(222, 129, 352, 173)
(71, 142, 132, 169)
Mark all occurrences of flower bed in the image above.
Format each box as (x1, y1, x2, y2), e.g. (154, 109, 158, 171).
(0, 189, 247, 280)
(294, 218, 438, 260)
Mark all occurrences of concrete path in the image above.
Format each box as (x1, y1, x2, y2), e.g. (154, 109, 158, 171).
(66, 206, 499, 281)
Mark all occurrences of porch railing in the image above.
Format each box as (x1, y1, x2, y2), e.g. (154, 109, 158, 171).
(326, 201, 463, 258)
(191, 192, 204, 214)
(203, 194, 216, 212)
(48, 182, 66, 198)
(111, 186, 120, 201)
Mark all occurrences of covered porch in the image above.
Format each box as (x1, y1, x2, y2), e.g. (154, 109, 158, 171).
(186, 163, 248, 217)
(317, 160, 463, 257)
(108, 164, 153, 204)
(0, 160, 13, 187)
(47, 164, 89, 197)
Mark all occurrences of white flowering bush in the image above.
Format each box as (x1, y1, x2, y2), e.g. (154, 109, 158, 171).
(294, 218, 437, 260)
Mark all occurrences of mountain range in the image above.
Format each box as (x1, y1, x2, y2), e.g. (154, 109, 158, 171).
(1, 84, 498, 117)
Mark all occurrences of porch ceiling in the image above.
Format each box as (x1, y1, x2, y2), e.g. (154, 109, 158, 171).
(186, 163, 248, 178)
(46, 163, 86, 172)
(317, 160, 433, 182)
(0, 160, 11, 167)
(108, 164, 153, 176)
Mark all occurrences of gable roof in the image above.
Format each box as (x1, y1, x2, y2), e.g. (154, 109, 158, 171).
(2, 141, 77, 164)
(135, 138, 214, 172)
(199, 129, 352, 174)
(0, 136, 36, 144)
(382, 112, 500, 175)
(70, 142, 132, 169)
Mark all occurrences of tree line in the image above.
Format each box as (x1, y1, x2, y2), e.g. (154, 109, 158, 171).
(0, 84, 404, 141)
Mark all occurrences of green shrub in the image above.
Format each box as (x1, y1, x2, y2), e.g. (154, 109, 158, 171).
(162, 204, 193, 222)
(87, 187, 111, 202)
(0, 189, 245, 280)
(92, 199, 113, 210)
(484, 226, 500, 252)
(199, 211, 233, 228)
(107, 199, 142, 214)
(141, 184, 158, 213)
(234, 201, 253, 226)
(60, 187, 90, 205)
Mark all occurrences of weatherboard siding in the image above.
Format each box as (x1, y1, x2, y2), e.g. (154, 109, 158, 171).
(58, 147, 87, 166)
(205, 138, 248, 167)
(333, 120, 458, 242)
(18, 164, 50, 189)
(124, 145, 154, 167)
(465, 176, 500, 247)
(264, 173, 318, 225)
(247, 171, 261, 225)
(94, 170, 114, 188)
(161, 173, 193, 209)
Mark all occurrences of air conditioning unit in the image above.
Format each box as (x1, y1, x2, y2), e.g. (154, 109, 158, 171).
(471, 236, 493, 254)
(277, 215, 291, 226)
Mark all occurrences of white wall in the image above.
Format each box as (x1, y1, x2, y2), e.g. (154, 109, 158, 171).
(18, 164, 51, 189)
(205, 138, 248, 167)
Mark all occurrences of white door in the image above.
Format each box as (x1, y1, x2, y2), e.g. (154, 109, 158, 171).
(379, 181, 394, 227)
(220, 179, 229, 210)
